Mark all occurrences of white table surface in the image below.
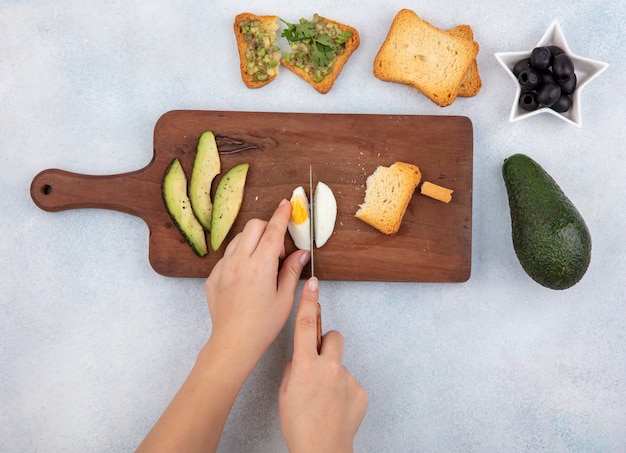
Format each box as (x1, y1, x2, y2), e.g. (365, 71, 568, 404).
(2, 1, 625, 451)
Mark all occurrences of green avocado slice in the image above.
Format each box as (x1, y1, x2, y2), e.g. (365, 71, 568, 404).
(162, 158, 208, 257)
(190, 131, 221, 232)
(210, 163, 249, 251)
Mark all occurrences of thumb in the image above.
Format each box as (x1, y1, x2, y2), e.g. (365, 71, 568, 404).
(277, 249, 310, 299)
(293, 277, 320, 357)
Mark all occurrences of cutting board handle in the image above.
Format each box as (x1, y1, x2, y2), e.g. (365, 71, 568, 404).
(30, 167, 153, 221)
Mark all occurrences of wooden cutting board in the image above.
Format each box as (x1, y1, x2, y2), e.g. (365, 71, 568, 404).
(31, 110, 473, 281)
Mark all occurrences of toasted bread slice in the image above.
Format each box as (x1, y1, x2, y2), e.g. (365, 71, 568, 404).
(234, 13, 281, 88)
(373, 9, 479, 106)
(281, 14, 360, 94)
(355, 162, 422, 235)
(447, 25, 482, 97)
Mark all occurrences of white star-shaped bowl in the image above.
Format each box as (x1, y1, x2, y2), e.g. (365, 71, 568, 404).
(495, 19, 608, 127)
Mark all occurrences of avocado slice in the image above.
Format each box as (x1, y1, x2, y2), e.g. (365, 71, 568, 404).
(190, 131, 221, 231)
(162, 158, 208, 257)
(210, 163, 249, 251)
(503, 154, 591, 290)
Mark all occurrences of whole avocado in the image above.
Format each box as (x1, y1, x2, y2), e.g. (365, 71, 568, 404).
(502, 154, 591, 290)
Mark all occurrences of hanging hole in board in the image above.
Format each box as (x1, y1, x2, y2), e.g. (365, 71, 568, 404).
(42, 184, 53, 195)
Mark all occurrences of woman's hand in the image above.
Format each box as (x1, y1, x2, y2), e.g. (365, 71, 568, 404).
(205, 198, 310, 367)
(137, 200, 310, 453)
(279, 277, 369, 453)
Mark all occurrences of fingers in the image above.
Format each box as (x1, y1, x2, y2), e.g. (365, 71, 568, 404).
(223, 220, 262, 257)
(224, 198, 291, 259)
(254, 198, 292, 259)
(277, 249, 310, 302)
(319, 330, 345, 362)
(293, 277, 320, 358)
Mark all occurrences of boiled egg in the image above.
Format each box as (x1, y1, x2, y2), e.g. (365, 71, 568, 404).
(287, 186, 311, 250)
(287, 182, 337, 250)
(313, 181, 337, 248)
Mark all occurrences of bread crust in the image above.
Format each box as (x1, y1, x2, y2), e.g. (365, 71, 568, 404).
(373, 9, 479, 106)
(234, 13, 280, 89)
(447, 25, 482, 97)
(281, 16, 360, 94)
(420, 181, 454, 203)
(355, 162, 422, 235)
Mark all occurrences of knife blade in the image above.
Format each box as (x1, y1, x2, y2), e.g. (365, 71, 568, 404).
(309, 165, 315, 277)
(309, 165, 322, 354)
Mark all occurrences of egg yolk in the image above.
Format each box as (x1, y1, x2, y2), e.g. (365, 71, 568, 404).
(290, 195, 309, 225)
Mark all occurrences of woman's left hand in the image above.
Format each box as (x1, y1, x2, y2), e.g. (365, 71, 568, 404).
(205, 198, 310, 366)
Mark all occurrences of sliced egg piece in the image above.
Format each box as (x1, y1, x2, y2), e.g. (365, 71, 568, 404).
(287, 186, 311, 251)
(314, 181, 337, 248)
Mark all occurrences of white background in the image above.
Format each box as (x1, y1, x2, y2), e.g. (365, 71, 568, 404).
(2, 0, 625, 451)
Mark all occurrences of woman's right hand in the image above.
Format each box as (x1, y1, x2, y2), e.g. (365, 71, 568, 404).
(279, 277, 369, 453)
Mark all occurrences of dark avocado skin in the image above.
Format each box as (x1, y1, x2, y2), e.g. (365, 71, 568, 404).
(503, 154, 591, 290)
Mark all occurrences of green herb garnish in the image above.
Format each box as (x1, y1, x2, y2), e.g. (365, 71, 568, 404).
(280, 16, 351, 71)
(280, 19, 315, 42)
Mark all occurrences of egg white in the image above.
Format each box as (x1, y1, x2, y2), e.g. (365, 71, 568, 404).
(314, 181, 337, 248)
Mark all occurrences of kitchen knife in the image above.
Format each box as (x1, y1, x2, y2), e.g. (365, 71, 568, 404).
(310, 165, 322, 354)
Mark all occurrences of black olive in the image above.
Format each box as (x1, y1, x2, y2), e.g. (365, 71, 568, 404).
(530, 47, 552, 71)
(540, 71, 556, 87)
(559, 72, 577, 95)
(513, 58, 531, 77)
(551, 94, 572, 113)
(552, 54, 575, 81)
(510, 47, 577, 117)
(519, 91, 539, 111)
(547, 46, 565, 58)
(536, 82, 561, 107)
(518, 68, 541, 90)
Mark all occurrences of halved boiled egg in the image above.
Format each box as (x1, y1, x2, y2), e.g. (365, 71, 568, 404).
(313, 181, 337, 248)
(287, 186, 311, 250)
(287, 182, 337, 250)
